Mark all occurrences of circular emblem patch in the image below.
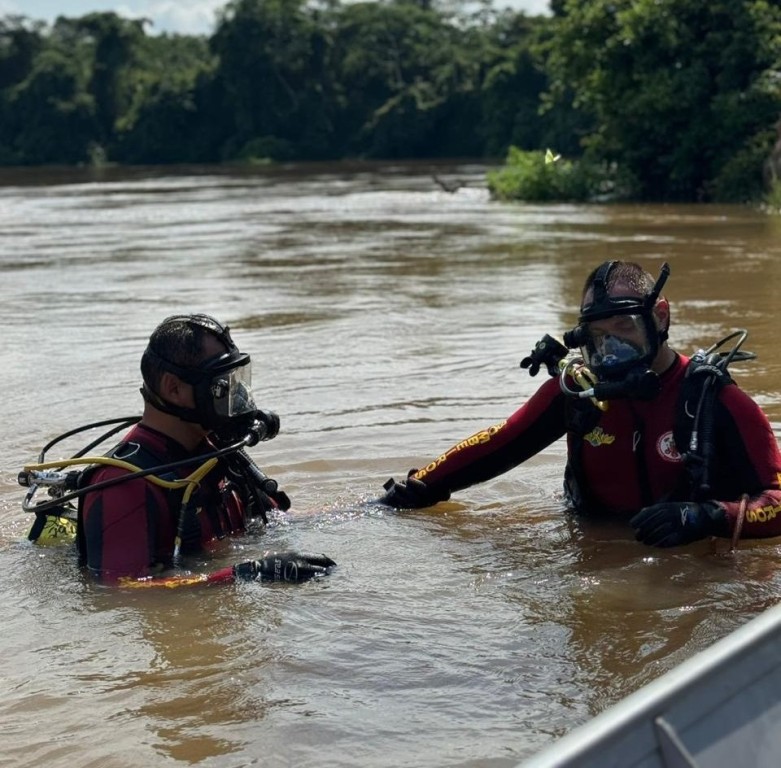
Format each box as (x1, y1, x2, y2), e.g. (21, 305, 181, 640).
(657, 431, 682, 462)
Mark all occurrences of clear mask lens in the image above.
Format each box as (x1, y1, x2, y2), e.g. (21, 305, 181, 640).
(583, 314, 651, 373)
(210, 363, 256, 417)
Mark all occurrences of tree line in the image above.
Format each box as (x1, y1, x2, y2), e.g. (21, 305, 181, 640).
(1, 0, 780, 202)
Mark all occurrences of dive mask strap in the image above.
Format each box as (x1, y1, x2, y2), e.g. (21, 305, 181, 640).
(591, 260, 617, 308)
(167, 314, 238, 354)
(565, 261, 672, 349)
(139, 383, 203, 425)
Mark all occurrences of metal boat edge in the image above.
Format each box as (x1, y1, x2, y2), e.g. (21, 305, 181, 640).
(519, 600, 781, 767)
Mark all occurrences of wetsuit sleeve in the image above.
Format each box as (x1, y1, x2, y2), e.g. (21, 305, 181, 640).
(711, 386, 781, 539)
(411, 376, 567, 498)
(81, 468, 170, 580)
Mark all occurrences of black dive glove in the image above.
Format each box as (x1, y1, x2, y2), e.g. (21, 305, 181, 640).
(233, 551, 336, 582)
(379, 470, 450, 509)
(630, 501, 729, 548)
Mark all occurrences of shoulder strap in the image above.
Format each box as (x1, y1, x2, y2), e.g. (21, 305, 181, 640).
(75, 439, 185, 559)
(675, 356, 735, 501)
(105, 439, 175, 475)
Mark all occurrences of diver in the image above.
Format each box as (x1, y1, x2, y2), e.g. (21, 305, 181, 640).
(19, 313, 336, 586)
(378, 261, 781, 548)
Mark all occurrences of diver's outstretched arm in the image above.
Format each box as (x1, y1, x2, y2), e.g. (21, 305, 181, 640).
(117, 551, 336, 589)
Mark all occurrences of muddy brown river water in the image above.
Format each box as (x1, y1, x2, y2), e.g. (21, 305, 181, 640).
(1, 162, 779, 767)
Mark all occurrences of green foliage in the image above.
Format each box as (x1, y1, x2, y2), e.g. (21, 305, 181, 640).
(0, 0, 780, 206)
(542, 0, 781, 201)
(50, 13, 148, 148)
(765, 178, 781, 213)
(234, 135, 293, 163)
(0, 16, 46, 89)
(477, 13, 556, 157)
(4, 46, 96, 163)
(329, 0, 479, 157)
(765, 128, 781, 212)
(211, 0, 337, 160)
(113, 34, 218, 163)
(487, 147, 592, 201)
(708, 128, 777, 203)
(0, 3, 554, 167)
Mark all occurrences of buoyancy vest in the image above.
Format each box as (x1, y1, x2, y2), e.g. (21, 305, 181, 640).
(73, 438, 278, 562)
(75, 438, 191, 562)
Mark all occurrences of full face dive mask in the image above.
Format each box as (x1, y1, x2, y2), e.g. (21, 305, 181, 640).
(140, 314, 264, 441)
(563, 262, 671, 383)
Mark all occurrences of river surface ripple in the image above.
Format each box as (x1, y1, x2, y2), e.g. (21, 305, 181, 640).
(1, 162, 780, 767)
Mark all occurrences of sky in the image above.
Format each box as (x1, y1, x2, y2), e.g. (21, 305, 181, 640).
(1, 0, 551, 36)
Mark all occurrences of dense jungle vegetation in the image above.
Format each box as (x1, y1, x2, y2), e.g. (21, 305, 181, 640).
(1, 0, 780, 202)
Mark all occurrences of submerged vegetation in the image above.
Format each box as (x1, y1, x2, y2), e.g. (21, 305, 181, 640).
(1, 0, 780, 205)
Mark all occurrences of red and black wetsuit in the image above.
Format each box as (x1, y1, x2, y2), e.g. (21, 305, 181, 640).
(412, 354, 781, 538)
(78, 424, 249, 580)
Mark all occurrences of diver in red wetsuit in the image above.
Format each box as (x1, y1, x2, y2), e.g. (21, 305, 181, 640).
(379, 261, 781, 548)
(77, 313, 335, 585)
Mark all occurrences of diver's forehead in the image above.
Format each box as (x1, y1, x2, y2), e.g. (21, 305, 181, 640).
(582, 279, 643, 307)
